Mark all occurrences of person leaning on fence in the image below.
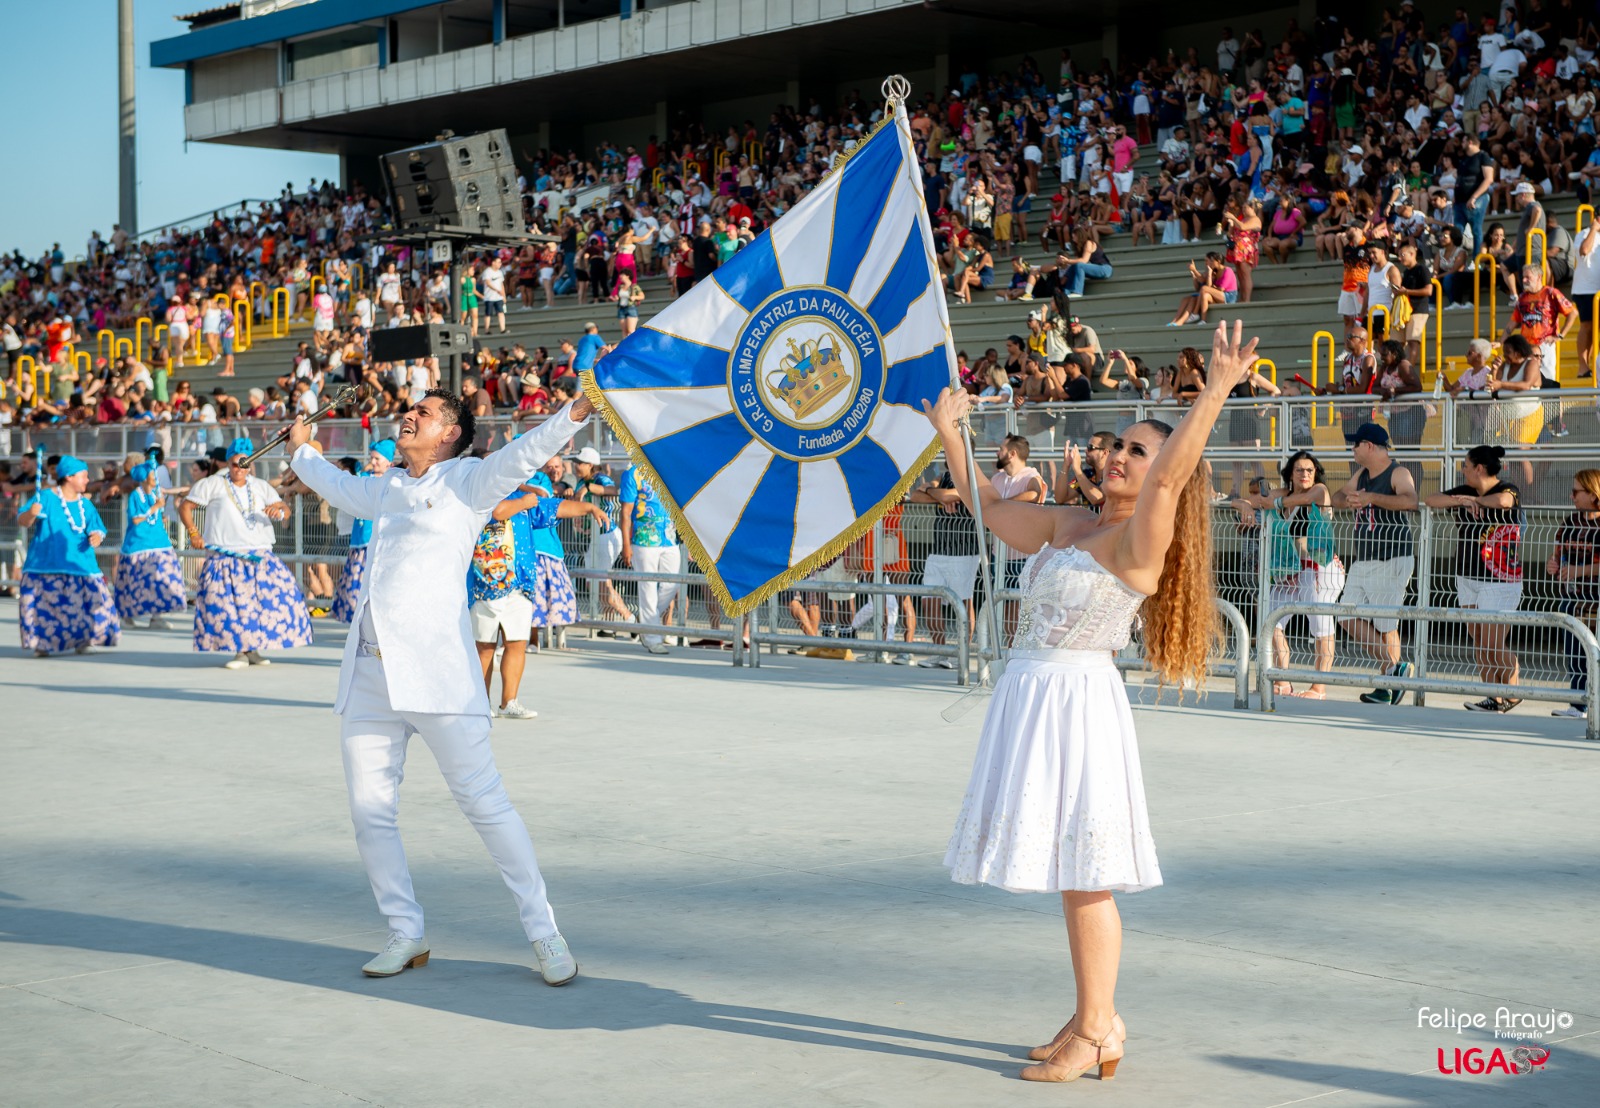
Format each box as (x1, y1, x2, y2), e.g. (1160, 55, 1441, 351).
(904, 469, 980, 670)
(1332, 422, 1418, 705)
(1548, 468, 1600, 719)
(1232, 450, 1344, 700)
(1424, 445, 1525, 714)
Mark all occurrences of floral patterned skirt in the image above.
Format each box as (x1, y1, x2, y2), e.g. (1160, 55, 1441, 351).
(330, 545, 368, 624)
(113, 549, 188, 620)
(528, 552, 577, 627)
(193, 552, 313, 653)
(20, 573, 121, 654)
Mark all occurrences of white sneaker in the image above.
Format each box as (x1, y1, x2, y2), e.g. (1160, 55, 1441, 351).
(245, 651, 270, 666)
(890, 652, 913, 665)
(531, 932, 578, 985)
(499, 700, 539, 720)
(149, 615, 176, 630)
(362, 933, 430, 977)
(223, 653, 249, 670)
(917, 656, 955, 669)
(644, 642, 670, 655)
(1550, 706, 1586, 718)
(74, 644, 97, 655)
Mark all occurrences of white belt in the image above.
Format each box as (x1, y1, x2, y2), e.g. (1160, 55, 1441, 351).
(1005, 648, 1118, 668)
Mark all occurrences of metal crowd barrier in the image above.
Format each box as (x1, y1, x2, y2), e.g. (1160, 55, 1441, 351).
(1259, 602, 1600, 741)
(748, 581, 971, 684)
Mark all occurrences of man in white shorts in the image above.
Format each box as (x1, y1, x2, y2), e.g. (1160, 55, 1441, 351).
(1333, 423, 1419, 704)
(909, 470, 980, 670)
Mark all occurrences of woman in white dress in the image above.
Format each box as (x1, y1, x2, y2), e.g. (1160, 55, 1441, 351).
(922, 321, 1259, 1084)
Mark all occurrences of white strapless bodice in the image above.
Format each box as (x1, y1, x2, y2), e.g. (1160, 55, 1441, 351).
(1011, 544, 1148, 654)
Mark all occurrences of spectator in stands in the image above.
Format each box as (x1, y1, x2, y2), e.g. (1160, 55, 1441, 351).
(613, 272, 645, 338)
(1336, 226, 1372, 339)
(1167, 253, 1239, 327)
(1549, 468, 1600, 718)
(1333, 423, 1418, 705)
(460, 264, 480, 338)
(1425, 446, 1525, 713)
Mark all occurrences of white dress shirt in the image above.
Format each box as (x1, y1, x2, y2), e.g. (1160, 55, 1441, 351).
(290, 405, 585, 716)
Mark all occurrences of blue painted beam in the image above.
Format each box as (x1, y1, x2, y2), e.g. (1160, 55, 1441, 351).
(492, 0, 505, 44)
(150, 0, 441, 68)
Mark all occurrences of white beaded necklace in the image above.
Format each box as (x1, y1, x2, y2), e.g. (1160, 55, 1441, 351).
(56, 489, 88, 535)
(226, 476, 260, 527)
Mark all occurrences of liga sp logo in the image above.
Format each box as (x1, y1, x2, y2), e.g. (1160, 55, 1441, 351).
(1436, 1044, 1550, 1076)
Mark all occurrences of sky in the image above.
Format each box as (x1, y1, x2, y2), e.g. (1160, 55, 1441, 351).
(0, 0, 338, 258)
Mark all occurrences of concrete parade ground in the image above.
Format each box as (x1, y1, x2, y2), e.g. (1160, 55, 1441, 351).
(1, 600, 1596, 1108)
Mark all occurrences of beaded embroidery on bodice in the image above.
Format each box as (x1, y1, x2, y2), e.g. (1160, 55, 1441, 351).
(1011, 544, 1147, 653)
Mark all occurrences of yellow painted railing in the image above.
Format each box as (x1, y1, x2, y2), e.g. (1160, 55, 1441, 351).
(272, 288, 290, 338)
(1309, 330, 1336, 429)
(1527, 226, 1549, 282)
(1577, 204, 1594, 239)
(114, 338, 133, 364)
(97, 328, 116, 367)
(233, 297, 252, 351)
(1367, 303, 1391, 343)
(135, 317, 152, 364)
(1473, 252, 1498, 341)
(152, 325, 168, 360)
(306, 276, 326, 320)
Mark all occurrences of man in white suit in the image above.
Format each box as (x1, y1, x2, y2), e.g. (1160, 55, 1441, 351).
(287, 389, 589, 984)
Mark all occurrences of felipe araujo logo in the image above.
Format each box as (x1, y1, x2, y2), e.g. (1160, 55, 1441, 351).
(728, 285, 885, 462)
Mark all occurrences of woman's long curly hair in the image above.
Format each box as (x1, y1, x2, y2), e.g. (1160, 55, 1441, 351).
(1134, 419, 1224, 694)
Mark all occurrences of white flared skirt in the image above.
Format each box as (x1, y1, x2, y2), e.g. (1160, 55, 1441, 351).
(945, 650, 1163, 894)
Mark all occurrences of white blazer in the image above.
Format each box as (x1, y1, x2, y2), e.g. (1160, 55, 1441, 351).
(290, 405, 584, 716)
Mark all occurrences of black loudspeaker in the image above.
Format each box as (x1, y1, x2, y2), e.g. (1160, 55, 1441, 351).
(382, 130, 522, 233)
(370, 323, 473, 363)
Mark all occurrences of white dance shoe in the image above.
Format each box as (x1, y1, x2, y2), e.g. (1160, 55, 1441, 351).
(361, 933, 430, 977)
(245, 651, 270, 666)
(531, 932, 578, 986)
(223, 653, 249, 670)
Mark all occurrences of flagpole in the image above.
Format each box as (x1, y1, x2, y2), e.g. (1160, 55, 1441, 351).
(883, 75, 1006, 682)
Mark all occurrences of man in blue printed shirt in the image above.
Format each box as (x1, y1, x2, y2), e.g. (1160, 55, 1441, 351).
(468, 486, 602, 719)
(620, 463, 679, 655)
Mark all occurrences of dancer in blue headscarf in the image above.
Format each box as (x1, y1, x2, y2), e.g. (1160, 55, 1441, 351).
(112, 462, 187, 629)
(331, 440, 395, 623)
(178, 436, 313, 669)
(17, 455, 120, 656)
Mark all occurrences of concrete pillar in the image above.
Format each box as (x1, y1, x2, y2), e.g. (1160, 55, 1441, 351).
(1101, 25, 1118, 73)
(655, 99, 668, 143)
(537, 121, 552, 154)
(785, 80, 800, 110)
(933, 53, 949, 95)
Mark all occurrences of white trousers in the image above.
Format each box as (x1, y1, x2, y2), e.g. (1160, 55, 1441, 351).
(634, 544, 681, 646)
(340, 653, 557, 942)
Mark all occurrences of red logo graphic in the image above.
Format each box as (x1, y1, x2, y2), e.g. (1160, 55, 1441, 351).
(1437, 1044, 1551, 1076)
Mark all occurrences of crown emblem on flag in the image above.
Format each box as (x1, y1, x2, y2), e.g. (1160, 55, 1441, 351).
(772, 334, 852, 420)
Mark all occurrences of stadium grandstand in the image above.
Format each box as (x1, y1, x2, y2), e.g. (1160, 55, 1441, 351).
(8, 0, 1600, 723)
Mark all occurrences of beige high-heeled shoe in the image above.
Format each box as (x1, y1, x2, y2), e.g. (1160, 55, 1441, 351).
(1027, 1011, 1126, 1061)
(1020, 1028, 1123, 1083)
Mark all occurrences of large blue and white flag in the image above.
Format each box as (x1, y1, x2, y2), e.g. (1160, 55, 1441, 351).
(583, 87, 954, 615)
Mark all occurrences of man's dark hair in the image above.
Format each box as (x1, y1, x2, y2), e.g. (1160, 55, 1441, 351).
(1066, 352, 1093, 373)
(423, 387, 475, 457)
(1002, 433, 1031, 459)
